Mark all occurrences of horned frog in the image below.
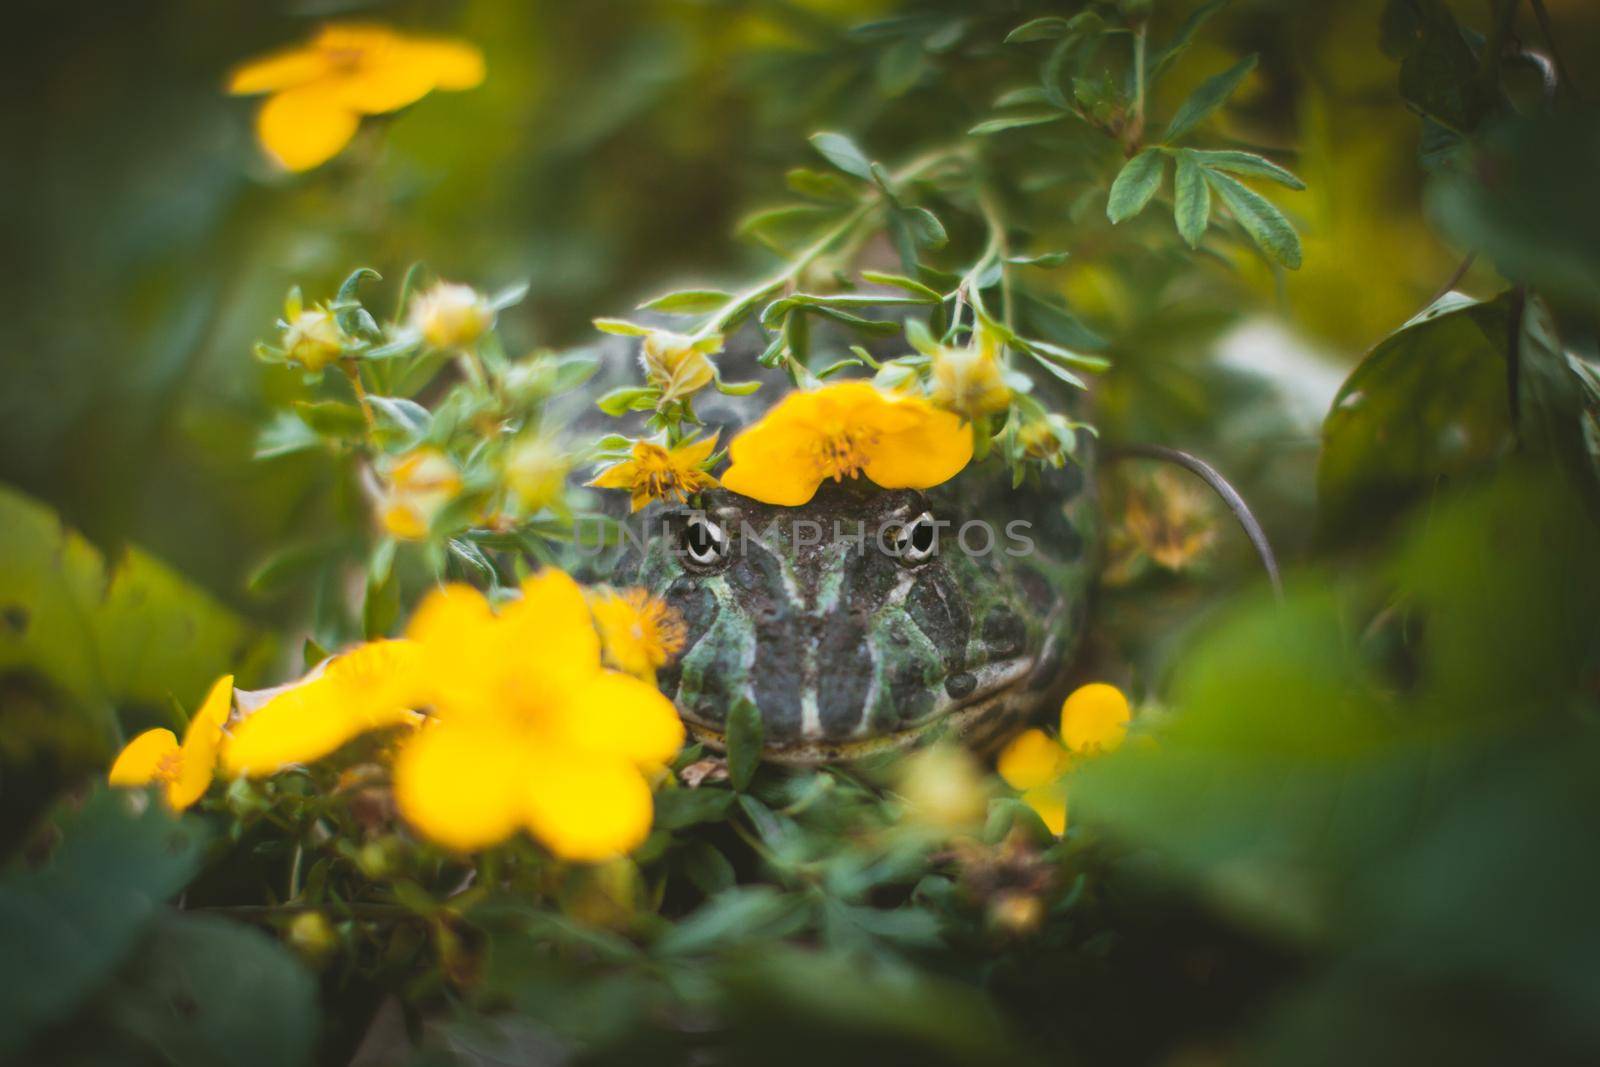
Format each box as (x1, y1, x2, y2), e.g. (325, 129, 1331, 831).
(609, 441, 1097, 763)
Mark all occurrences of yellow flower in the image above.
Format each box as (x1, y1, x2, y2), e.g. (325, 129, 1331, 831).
(639, 330, 722, 405)
(1060, 682, 1131, 754)
(281, 305, 346, 371)
(721, 381, 973, 507)
(503, 436, 570, 514)
(394, 571, 684, 859)
(588, 587, 687, 682)
(222, 641, 425, 778)
(409, 282, 494, 349)
(378, 448, 462, 540)
(589, 437, 720, 512)
(996, 726, 1070, 835)
(226, 22, 485, 171)
(929, 327, 1012, 420)
(109, 675, 233, 811)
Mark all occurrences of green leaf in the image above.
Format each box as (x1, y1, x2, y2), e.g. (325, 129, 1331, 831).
(677, 840, 736, 896)
(785, 167, 860, 203)
(654, 787, 736, 830)
(1162, 54, 1258, 141)
(1005, 251, 1071, 267)
(809, 131, 874, 180)
(1106, 149, 1165, 224)
(713, 378, 763, 396)
(1205, 169, 1302, 268)
(1382, 0, 1491, 132)
(876, 38, 926, 96)
(968, 112, 1065, 136)
(654, 887, 808, 957)
(592, 318, 652, 337)
(726, 698, 764, 792)
(332, 267, 381, 338)
(638, 289, 733, 315)
(1147, 0, 1231, 86)
(860, 270, 944, 301)
(1187, 148, 1306, 189)
(596, 386, 660, 416)
(1004, 16, 1073, 43)
(96, 912, 317, 1067)
(903, 207, 948, 249)
(0, 486, 267, 737)
(291, 399, 367, 439)
(1173, 150, 1211, 248)
(0, 790, 208, 1058)
(489, 280, 530, 311)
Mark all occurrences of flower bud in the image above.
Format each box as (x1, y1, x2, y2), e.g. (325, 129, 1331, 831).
(640, 330, 720, 404)
(410, 282, 494, 349)
(504, 437, 570, 514)
(1018, 413, 1075, 466)
(377, 448, 462, 541)
(281, 307, 345, 371)
(287, 911, 336, 964)
(929, 327, 1011, 419)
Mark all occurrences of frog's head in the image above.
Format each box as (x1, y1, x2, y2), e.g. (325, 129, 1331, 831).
(612, 466, 1090, 762)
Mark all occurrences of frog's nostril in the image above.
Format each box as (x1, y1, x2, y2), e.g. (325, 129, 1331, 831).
(944, 671, 977, 699)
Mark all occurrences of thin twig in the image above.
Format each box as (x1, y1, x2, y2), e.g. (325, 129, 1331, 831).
(1529, 0, 1580, 101)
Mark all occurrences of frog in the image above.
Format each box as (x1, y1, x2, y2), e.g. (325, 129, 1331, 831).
(608, 440, 1098, 763)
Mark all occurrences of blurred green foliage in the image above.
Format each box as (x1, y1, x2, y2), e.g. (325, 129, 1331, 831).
(3, 1, 1599, 1065)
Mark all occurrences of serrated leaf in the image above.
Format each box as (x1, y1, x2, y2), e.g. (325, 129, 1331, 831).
(1187, 149, 1306, 189)
(726, 698, 764, 791)
(1162, 54, 1258, 142)
(638, 289, 733, 315)
(1106, 149, 1165, 223)
(969, 112, 1065, 136)
(809, 131, 874, 180)
(1205, 169, 1302, 268)
(1174, 151, 1211, 248)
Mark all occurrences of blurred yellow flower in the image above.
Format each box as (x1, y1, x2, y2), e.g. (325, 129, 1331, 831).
(639, 329, 723, 405)
(409, 282, 494, 349)
(1060, 682, 1130, 755)
(721, 381, 972, 507)
(589, 437, 720, 512)
(222, 640, 425, 778)
(378, 448, 461, 540)
(929, 327, 1012, 420)
(588, 587, 687, 683)
(996, 727, 1069, 835)
(503, 436, 570, 514)
(109, 675, 233, 811)
(226, 22, 485, 171)
(395, 571, 684, 859)
(898, 744, 991, 832)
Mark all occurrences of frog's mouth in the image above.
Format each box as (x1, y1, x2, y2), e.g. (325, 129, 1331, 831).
(683, 631, 1067, 765)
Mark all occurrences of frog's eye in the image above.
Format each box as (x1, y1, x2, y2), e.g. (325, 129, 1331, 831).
(890, 511, 938, 565)
(680, 515, 729, 568)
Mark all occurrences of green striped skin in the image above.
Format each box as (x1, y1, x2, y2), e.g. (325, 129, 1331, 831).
(611, 451, 1098, 762)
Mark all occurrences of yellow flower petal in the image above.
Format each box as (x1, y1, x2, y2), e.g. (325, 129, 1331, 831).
(1022, 784, 1068, 836)
(109, 729, 179, 788)
(996, 728, 1068, 792)
(326, 61, 438, 115)
(405, 38, 487, 90)
(168, 675, 233, 810)
(393, 721, 528, 852)
(227, 46, 329, 95)
(557, 670, 685, 768)
(500, 570, 605, 694)
(860, 401, 974, 490)
(522, 753, 654, 862)
(722, 381, 972, 506)
(256, 85, 360, 171)
(223, 643, 421, 777)
(1060, 683, 1131, 755)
